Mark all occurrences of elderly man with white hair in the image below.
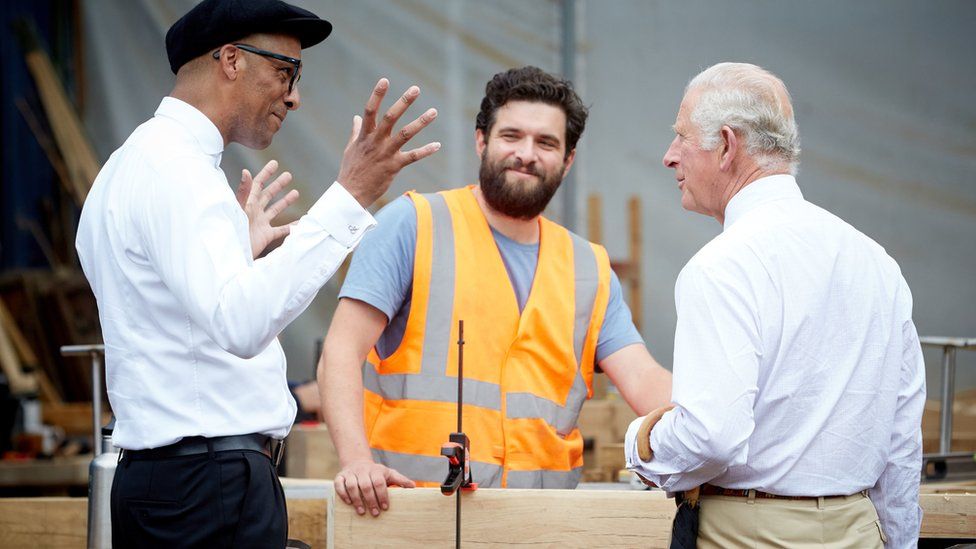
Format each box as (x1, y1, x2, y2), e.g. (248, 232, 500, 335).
(625, 62, 925, 548)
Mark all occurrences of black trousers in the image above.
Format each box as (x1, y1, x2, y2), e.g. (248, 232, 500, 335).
(111, 448, 287, 548)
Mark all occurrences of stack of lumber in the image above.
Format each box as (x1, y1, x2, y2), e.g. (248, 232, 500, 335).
(577, 397, 636, 482)
(285, 423, 341, 480)
(0, 270, 101, 406)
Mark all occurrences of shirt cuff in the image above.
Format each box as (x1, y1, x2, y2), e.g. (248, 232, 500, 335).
(304, 182, 377, 248)
(624, 416, 647, 468)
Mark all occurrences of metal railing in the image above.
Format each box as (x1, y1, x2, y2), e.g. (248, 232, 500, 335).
(920, 336, 976, 459)
(60, 344, 106, 456)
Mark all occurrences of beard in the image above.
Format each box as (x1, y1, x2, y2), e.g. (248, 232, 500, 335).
(478, 148, 565, 220)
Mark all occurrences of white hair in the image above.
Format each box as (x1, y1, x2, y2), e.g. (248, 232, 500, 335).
(687, 62, 800, 175)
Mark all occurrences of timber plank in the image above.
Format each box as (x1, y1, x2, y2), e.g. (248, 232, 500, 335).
(0, 456, 89, 487)
(3, 489, 969, 547)
(0, 497, 86, 548)
(331, 488, 676, 548)
(920, 493, 976, 539)
(331, 488, 976, 547)
(0, 488, 328, 549)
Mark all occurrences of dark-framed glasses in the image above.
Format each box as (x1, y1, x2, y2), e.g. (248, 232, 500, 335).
(212, 43, 302, 94)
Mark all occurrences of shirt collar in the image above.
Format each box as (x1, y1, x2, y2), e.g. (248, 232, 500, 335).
(154, 97, 224, 167)
(723, 174, 803, 231)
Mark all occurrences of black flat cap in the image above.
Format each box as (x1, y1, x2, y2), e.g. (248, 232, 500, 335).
(165, 0, 332, 74)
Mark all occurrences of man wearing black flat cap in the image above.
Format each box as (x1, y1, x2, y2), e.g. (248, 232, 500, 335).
(76, 0, 440, 546)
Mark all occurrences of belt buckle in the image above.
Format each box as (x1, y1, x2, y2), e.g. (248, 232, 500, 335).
(271, 438, 286, 468)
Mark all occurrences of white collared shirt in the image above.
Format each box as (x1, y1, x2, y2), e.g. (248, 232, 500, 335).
(77, 97, 375, 450)
(625, 175, 925, 548)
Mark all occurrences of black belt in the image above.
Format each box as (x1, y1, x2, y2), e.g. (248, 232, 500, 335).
(123, 434, 285, 466)
(699, 483, 854, 501)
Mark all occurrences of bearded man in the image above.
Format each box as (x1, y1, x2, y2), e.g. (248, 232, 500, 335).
(317, 66, 672, 516)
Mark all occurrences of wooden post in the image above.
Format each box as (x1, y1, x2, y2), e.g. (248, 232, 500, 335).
(627, 196, 642, 332)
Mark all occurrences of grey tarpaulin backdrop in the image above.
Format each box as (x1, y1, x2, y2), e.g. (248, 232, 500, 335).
(82, 1, 976, 396)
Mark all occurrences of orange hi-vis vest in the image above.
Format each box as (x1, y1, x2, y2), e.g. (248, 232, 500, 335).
(362, 186, 612, 489)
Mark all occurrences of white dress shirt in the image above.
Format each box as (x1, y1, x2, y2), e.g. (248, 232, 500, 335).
(625, 175, 925, 548)
(77, 97, 375, 450)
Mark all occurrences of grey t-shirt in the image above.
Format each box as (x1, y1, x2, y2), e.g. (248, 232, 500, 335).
(339, 195, 643, 361)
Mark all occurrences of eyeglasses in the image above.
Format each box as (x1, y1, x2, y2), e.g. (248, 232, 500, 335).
(212, 43, 302, 94)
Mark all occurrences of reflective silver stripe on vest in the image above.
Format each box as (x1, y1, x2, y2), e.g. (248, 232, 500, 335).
(506, 234, 599, 434)
(362, 363, 501, 410)
(570, 233, 599, 366)
(364, 193, 500, 411)
(372, 448, 504, 488)
(421, 193, 455, 376)
(506, 467, 583, 489)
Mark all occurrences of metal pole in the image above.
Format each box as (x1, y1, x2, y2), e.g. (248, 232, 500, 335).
(60, 344, 106, 457)
(938, 346, 957, 455)
(91, 351, 103, 457)
(559, 0, 577, 231)
(456, 319, 464, 549)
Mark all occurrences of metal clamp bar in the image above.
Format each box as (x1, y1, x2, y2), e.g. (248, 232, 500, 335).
(60, 344, 106, 456)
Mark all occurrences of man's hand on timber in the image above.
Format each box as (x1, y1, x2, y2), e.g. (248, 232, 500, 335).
(334, 459, 415, 517)
(337, 78, 440, 208)
(236, 159, 299, 259)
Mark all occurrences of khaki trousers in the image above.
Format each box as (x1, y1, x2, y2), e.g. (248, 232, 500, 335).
(695, 491, 887, 549)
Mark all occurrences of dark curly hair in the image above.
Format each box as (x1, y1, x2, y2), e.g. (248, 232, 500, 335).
(475, 66, 588, 158)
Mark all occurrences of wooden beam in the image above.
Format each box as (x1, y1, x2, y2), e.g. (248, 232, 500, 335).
(0, 313, 37, 396)
(42, 402, 110, 436)
(0, 489, 971, 547)
(0, 484, 328, 549)
(627, 196, 643, 332)
(0, 497, 85, 548)
(287, 498, 328, 548)
(920, 492, 976, 538)
(19, 23, 101, 207)
(0, 456, 89, 488)
(331, 488, 676, 548)
(331, 487, 976, 547)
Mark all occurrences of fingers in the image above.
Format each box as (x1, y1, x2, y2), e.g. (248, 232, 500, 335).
(370, 471, 391, 515)
(636, 404, 676, 461)
(271, 224, 291, 242)
(335, 464, 412, 516)
(636, 414, 654, 462)
(237, 169, 253, 209)
(251, 159, 280, 194)
(334, 474, 352, 505)
(376, 86, 420, 136)
(262, 172, 294, 205)
(388, 468, 416, 488)
(342, 474, 367, 515)
(398, 141, 442, 167)
(346, 115, 363, 150)
(392, 107, 438, 149)
(268, 189, 299, 219)
(360, 78, 390, 136)
(355, 470, 380, 516)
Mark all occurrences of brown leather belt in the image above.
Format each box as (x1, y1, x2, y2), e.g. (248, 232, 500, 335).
(699, 483, 850, 501)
